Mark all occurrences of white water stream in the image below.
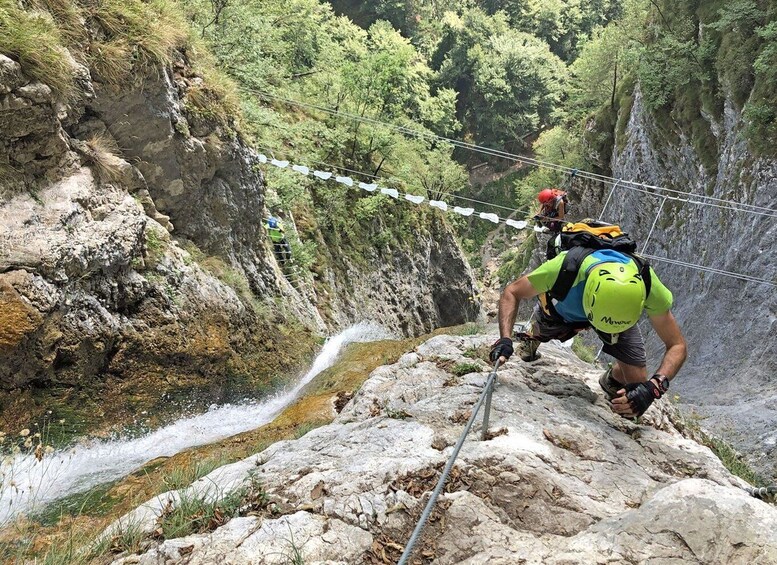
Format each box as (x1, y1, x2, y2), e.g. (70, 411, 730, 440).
(0, 322, 394, 525)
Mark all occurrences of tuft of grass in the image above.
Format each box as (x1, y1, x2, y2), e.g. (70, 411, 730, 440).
(0, 1, 74, 97)
(674, 408, 766, 487)
(159, 492, 222, 540)
(160, 455, 230, 492)
(183, 60, 241, 131)
(158, 472, 273, 542)
(32, 0, 87, 43)
(34, 516, 143, 564)
(706, 436, 764, 487)
(571, 336, 597, 364)
(88, 0, 188, 73)
(463, 345, 491, 362)
(449, 322, 485, 336)
(283, 527, 306, 565)
(84, 134, 123, 182)
(103, 518, 145, 556)
(451, 362, 483, 377)
(89, 39, 133, 84)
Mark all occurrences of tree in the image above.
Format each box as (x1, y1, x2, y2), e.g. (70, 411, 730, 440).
(477, 0, 624, 60)
(467, 29, 568, 148)
(434, 8, 567, 149)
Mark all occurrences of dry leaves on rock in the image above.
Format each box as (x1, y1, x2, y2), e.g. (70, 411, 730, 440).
(334, 391, 354, 413)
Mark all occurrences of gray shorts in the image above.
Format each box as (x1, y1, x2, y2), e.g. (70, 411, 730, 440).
(528, 304, 647, 368)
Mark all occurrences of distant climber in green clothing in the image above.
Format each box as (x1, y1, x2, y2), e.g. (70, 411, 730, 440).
(490, 248, 687, 419)
(264, 216, 291, 263)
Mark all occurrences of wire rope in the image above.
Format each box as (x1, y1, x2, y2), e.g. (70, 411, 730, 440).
(246, 89, 777, 218)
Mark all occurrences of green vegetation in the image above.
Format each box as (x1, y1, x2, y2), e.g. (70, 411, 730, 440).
(706, 436, 765, 486)
(160, 455, 229, 492)
(157, 487, 245, 539)
(674, 407, 766, 486)
(293, 421, 321, 439)
(496, 235, 537, 286)
(0, 0, 74, 96)
(0, 0, 190, 94)
(452, 322, 487, 336)
(177, 0, 611, 275)
(106, 519, 146, 557)
(571, 336, 598, 364)
(144, 227, 167, 267)
(432, 8, 568, 149)
(451, 361, 484, 376)
(32, 481, 122, 526)
(566, 0, 777, 159)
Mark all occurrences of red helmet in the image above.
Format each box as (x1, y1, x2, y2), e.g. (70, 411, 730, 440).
(538, 189, 554, 203)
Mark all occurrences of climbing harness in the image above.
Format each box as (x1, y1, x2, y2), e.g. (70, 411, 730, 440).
(397, 358, 501, 565)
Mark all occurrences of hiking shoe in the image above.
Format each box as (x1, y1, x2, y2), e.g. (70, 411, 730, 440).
(517, 338, 540, 362)
(598, 365, 623, 400)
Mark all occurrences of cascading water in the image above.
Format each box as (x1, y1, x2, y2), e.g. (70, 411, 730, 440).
(0, 322, 394, 525)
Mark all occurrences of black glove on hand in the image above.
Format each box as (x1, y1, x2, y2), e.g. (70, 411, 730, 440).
(489, 337, 514, 362)
(623, 380, 663, 417)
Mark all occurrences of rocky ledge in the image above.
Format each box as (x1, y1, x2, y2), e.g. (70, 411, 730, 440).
(105, 334, 777, 564)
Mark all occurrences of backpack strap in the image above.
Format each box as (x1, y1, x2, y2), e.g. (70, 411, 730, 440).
(548, 247, 594, 301)
(631, 254, 652, 297)
(548, 248, 653, 302)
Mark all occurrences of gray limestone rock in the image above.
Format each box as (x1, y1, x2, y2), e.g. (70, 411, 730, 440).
(0, 54, 24, 94)
(102, 335, 777, 564)
(606, 86, 777, 478)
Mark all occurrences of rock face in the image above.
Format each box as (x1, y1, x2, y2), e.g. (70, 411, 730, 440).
(104, 335, 777, 564)
(0, 53, 82, 194)
(323, 216, 480, 336)
(604, 87, 777, 478)
(0, 36, 479, 413)
(0, 48, 321, 402)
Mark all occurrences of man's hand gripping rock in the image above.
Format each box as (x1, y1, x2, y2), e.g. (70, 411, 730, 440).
(610, 375, 669, 419)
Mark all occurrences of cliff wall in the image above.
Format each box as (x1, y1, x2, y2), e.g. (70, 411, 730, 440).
(0, 9, 479, 433)
(602, 86, 776, 477)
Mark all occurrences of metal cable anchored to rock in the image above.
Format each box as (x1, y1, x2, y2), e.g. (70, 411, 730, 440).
(744, 486, 777, 501)
(397, 358, 501, 565)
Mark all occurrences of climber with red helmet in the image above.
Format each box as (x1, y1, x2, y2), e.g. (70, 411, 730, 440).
(534, 188, 568, 232)
(489, 246, 687, 420)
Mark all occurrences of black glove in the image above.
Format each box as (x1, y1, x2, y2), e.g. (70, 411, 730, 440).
(489, 337, 514, 362)
(622, 380, 663, 417)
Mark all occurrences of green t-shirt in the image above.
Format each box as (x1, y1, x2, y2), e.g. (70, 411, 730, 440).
(526, 250, 674, 323)
(265, 221, 285, 243)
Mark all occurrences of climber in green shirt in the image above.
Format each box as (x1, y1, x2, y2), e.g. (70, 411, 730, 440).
(264, 216, 291, 263)
(490, 249, 687, 419)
